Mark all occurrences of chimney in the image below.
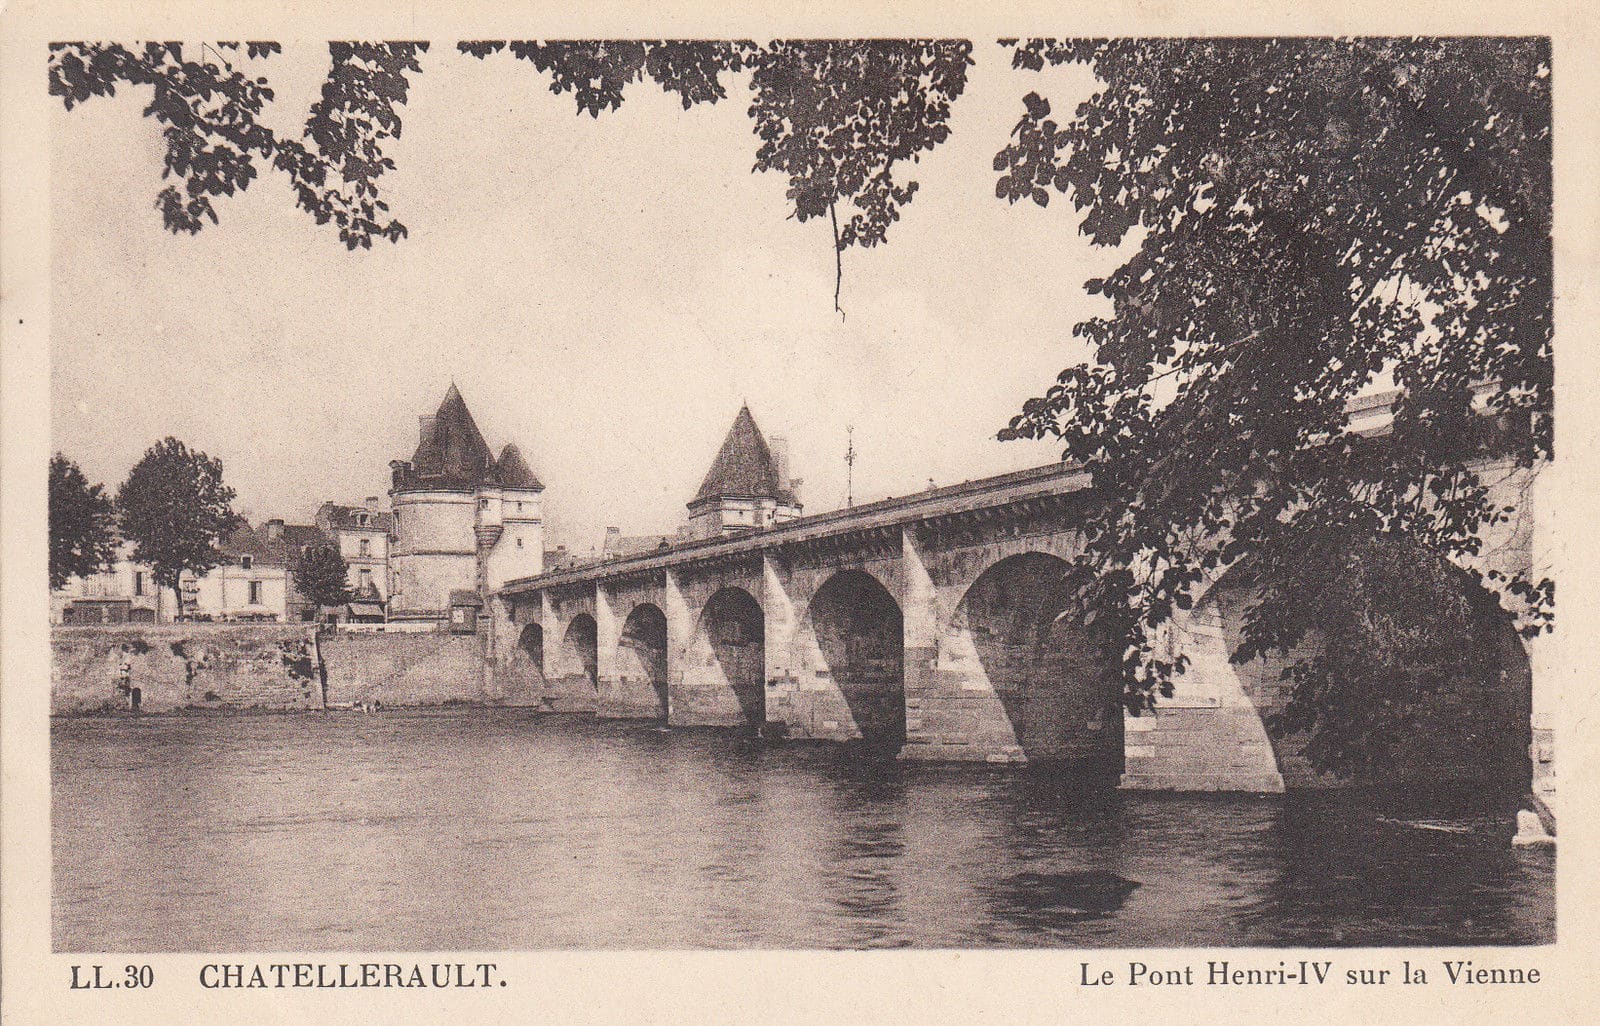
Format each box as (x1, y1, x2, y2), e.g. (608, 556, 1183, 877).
(769, 435, 791, 496)
(266, 519, 285, 542)
(364, 496, 380, 509)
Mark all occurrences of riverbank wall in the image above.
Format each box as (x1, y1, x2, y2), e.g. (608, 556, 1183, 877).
(52, 625, 550, 715)
(52, 625, 322, 714)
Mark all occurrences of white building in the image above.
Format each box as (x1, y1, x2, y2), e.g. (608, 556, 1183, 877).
(51, 543, 168, 624)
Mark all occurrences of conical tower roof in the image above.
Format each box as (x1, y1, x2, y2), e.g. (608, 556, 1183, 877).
(410, 383, 494, 486)
(494, 443, 544, 490)
(691, 405, 794, 506)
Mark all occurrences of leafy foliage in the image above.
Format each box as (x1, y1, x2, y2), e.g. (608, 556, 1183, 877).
(48, 453, 119, 591)
(48, 40, 426, 248)
(116, 438, 240, 615)
(275, 42, 429, 248)
(54, 39, 971, 305)
(290, 542, 352, 610)
(993, 38, 1553, 775)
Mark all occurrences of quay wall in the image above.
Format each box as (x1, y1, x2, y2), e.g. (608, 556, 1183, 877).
(319, 632, 543, 708)
(52, 626, 544, 714)
(52, 625, 322, 715)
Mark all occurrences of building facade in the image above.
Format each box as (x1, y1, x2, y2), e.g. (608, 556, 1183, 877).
(387, 385, 543, 621)
(183, 520, 328, 622)
(51, 543, 168, 624)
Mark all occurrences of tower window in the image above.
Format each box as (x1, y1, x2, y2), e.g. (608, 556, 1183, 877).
(360, 539, 371, 557)
(516, 537, 523, 548)
(241, 556, 253, 570)
(249, 580, 263, 605)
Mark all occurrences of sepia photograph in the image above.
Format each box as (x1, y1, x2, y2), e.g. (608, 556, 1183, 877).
(35, 32, 1560, 954)
(9, 7, 1599, 1022)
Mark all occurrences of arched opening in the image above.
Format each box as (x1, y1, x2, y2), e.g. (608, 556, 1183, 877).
(517, 622, 545, 676)
(563, 614, 598, 692)
(1209, 537, 1533, 789)
(808, 570, 905, 748)
(618, 603, 669, 719)
(698, 587, 765, 728)
(955, 552, 1124, 772)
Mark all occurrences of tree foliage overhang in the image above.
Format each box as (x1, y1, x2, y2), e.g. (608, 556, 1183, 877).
(992, 38, 1552, 774)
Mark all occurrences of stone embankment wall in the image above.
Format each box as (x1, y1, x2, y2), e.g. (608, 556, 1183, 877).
(53, 626, 547, 714)
(319, 632, 542, 708)
(52, 625, 321, 715)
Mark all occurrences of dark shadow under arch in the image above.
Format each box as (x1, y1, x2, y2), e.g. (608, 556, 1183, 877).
(809, 570, 906, 749)
(518, 622, 545, 676)
(619, 603, 669, 719)
(956, 551, 1124, 774)
(1208, 540, 1533, 789)
(699, 587, 765, 728)
(563, 614, 598, 692)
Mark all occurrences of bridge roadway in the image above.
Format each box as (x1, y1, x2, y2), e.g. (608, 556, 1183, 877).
(488, 456, 1549, 794)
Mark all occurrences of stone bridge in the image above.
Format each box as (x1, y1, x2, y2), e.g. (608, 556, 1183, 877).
(490, 454, 1553, 796)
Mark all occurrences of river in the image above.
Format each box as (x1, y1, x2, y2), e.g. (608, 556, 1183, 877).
(52, 710, 1553, 951)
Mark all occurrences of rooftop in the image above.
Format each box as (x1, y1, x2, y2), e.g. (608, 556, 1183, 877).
(691, 405, 796, 508)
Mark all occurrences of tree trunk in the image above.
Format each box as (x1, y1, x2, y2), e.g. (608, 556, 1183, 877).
(170, 582, 184, 621)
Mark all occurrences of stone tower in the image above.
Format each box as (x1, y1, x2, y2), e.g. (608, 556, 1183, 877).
(686, 405, 802, 538)
(387, 384, 544, 620)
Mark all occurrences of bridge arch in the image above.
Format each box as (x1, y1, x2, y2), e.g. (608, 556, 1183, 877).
(517, 622, 545, 675)
(562, 614, 599, 693)
(618, 603, 669, 719)
(807, 570, 906, 748)
(1199, 537, 1532, 788)
(695, 586, 766, 728)
(953, 551, 1124, 772)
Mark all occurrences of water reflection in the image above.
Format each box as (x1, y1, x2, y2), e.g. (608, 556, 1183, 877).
(52, 710, 1553, 951)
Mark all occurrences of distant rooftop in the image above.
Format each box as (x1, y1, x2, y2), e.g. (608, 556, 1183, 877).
(691, 404, 796, 508)
(392, 384, 543, 493)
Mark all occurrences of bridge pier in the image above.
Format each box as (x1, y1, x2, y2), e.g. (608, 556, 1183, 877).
(1119, 616, 1286, 792)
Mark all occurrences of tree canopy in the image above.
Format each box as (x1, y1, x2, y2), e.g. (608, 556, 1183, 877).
(49, 39, 972, 310)
(992, 37, 1552, 774)
(48, 453, 119, 590)
(116, 437, 240, 615)
(290, 543, 352, 612)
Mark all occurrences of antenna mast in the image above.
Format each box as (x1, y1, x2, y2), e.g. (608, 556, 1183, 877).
(845, 425, 856, 508)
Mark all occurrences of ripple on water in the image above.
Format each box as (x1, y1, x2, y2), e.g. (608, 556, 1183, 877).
(51, 711, 1554, 951)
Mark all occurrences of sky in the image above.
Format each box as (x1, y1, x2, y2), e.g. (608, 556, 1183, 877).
(50, 41, 1123, 551)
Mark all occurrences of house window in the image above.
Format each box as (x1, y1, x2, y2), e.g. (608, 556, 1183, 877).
(241, 555, 253, 570)
(480, 498, 489, 510)
(516, 502, 523, 511)
(133, 571, 145, 596)
(249, 580, 263, 605)
(359, 569, 372, 590)
(516, 537, 523, 548)
(360, 538, 371, 557)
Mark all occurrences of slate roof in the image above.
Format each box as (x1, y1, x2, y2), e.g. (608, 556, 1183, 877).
(221, 523, 333, 568)
(493, 443, 543, 490)
(317, 502, 395, 533)
(409, 384, 495, 487)
(690, 405, 796, 507)
(394, 384, 542, 493)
